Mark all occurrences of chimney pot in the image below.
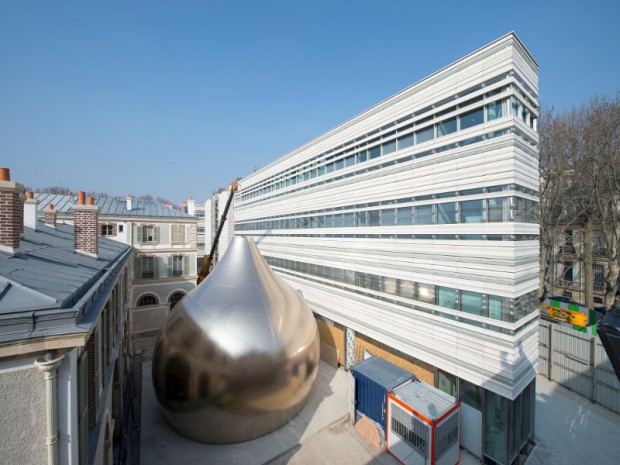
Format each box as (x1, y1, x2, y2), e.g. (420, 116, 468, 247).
(126, 194, 133, 211)
(0, 167, 10, 181)
(77, 191, 86, 205)
(44, 204, 57, 228)
(24, 192, 39, 231)
(87, 196, 95, 206)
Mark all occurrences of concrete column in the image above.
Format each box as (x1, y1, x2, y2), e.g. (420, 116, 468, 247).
(35, 351, 66, 465)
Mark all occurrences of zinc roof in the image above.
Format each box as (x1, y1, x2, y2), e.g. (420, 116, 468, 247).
(0, 221, 130, 314)
(392, 380, 458, 421)
(35, 193, 193, 219)
(350, 356, 415, 391)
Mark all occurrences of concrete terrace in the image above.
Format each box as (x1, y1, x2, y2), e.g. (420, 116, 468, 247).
(140, 361, 620, 465)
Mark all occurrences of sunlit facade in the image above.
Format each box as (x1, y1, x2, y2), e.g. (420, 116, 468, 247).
(235, 33, 539, 464)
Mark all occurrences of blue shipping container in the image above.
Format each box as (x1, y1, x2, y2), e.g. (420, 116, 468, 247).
(350, 356, 415, 428)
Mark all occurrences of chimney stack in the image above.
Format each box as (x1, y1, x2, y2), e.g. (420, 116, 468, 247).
(181, 201, 187, 213)
(44, 204, 57, 228)
(126, 194, 133, 211)
(73, 191, 99, 257)
(187, 195, 195, 216)
(0, 167, 24, 254)
(24, 191, 39, 231)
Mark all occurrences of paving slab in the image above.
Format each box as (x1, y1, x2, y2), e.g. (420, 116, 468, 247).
(140, 359, 349, 465)
(526, 375, 620, 465)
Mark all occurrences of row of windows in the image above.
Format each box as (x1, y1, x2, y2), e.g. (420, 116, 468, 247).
(137, 291, 186, 309)
(240, 71, 538, 201)
(236, 183, 538, 227)
(237, 125, 538, 210)
(135, 224, 188, 245)
(241, 232, 538, 241)
(134, 255, 190, 279)
(236, 196, 538, 231)
(241, 99, 513, 202)
(264, 256, 539, 326)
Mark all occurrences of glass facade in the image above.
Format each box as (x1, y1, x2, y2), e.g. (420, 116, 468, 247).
(264, 255, 539, 328)
(484, 379, 536, 464)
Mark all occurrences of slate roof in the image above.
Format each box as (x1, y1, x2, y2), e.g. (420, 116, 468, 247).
(35, 193, 194, 219)
(0, 221, 131, 315)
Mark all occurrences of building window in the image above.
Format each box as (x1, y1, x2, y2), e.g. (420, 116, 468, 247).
(135, 256, 157, 279)
(594, 264, 605, 292)
(437, 117, 457, 136)
(118, 224, 124, 233)
(397, 133, 413, 149)
(487, 100, 503, 121)
(415, 125, 434, 144)
(415, 205, 433, 225)
(171, 224, 185, 244)
(437, 202, 456, 224)
(137, 294, 158, 307)
(168, 255, 189, 277)
(101, 224, 113, 236)
(460, 107, 484, 130)
(460, 200, 483, 223)
(137, 225, 159, 244)
(437, 287, 457, 309)
(562, 262, 574, 285)
(461, 290, 484, 316)
(437, 370, 457, 397)
(169, 292, 185, 310)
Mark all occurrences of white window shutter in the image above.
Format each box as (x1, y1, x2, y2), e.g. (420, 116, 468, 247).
(168, 255, 173, 277)
(183, 255, 189, 276)
(135, 225, 142, 244)
(154, 226, 160, 244)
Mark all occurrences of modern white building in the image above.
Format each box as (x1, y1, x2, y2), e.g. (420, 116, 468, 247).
(234, 33, 539, 465)
(35, 194, 199, 357)
(204, 185, 237, 263)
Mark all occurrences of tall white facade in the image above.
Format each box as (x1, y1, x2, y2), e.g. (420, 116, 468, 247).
(234, 33, 539, 465)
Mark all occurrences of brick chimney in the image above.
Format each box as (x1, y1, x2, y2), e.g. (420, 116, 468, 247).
(24, 191, 39, 231)
(126, 194, 133, 211)
(19, 189, 25, 235)
(0, 168, 24, 254)
(73, 192, 99, 257)
(44, 204, 57, 228)
(187, 195, 195, 216)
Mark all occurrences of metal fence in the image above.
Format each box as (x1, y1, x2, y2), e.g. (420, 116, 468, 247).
(539, 320, 620, 414)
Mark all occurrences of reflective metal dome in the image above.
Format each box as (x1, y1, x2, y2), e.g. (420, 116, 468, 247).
(152, 236, 320, 443)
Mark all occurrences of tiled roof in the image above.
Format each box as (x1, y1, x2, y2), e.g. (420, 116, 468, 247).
(35, 193, 194, 219)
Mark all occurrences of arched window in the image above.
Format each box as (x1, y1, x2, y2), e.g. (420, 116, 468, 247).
(169, 291, 185, 310)
(137, 294, 158, 307)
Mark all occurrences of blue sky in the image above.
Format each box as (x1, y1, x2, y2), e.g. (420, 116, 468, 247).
(1, 1, 618, 202)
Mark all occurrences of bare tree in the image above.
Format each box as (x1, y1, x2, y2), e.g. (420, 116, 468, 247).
(540, 95, 620, 308)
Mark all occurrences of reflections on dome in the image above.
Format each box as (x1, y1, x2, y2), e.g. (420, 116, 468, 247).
(152, 236, 320, 443)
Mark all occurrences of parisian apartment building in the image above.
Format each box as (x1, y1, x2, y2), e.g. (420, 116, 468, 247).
(34, 193, 199, 357)
(231, 33, 540, 465)
(550, 227, 612, 307)
(0, 169, 136, 465)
